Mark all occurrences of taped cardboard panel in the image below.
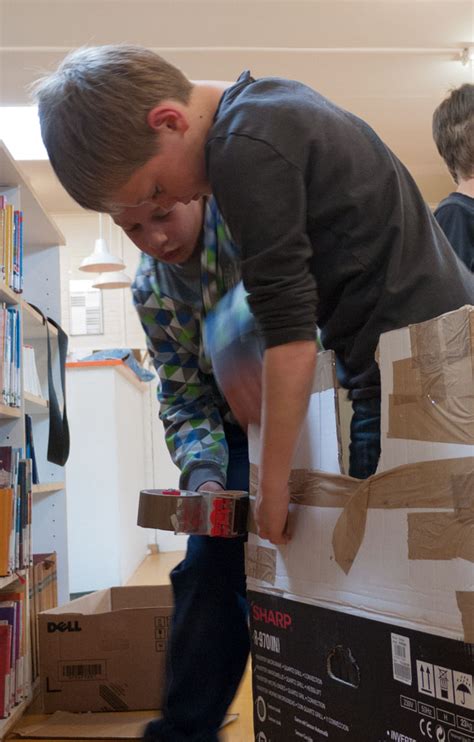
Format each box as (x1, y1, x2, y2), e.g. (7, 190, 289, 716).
(314, 349, 337, 393)
(456, 592, 474, 643)
(388, 393, 474, 444)
(407, 512, 474, 563)
(247, 503, 257, 535)
(332, 457, 474, 574)
(245, 544, 277, 585)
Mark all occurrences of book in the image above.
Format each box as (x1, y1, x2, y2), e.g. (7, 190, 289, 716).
(0, 488, 13, 577)
(0, 602, 16, 709)
(0, 623, 12, 718)
(3, 205, 13, 289)
(0, 208, 5, 289)
(25, 416, 39, 485)
(0, 447, 26, 575)
(17, 459, 32, 567)
(0, 446, 12, 489)
(0, 307, 21, 407)
(1, 586, 27, 703)
(23, 346, 43, 398)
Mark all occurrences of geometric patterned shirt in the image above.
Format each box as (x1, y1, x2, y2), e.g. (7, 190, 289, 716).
(132, 197, 241, 490)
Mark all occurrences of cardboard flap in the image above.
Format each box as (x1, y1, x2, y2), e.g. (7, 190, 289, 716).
(11, 711, 238, 738)
(110, 585, 173, 611)
(40, 589, 112, 616)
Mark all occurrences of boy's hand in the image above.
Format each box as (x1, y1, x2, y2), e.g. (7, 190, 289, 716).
(197, 481, 224, 493)
(255, 484, 290, 545)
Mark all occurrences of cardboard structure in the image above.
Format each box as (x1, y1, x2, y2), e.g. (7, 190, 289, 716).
(247, 310, 474, 742)
(38, 585, 173, 713)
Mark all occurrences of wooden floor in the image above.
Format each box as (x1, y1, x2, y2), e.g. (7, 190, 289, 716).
(8, 551, 254, 741)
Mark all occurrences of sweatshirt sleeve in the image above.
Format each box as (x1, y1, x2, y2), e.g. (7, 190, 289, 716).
(132, 274, 229, 491)
(207, 133, 318, 348)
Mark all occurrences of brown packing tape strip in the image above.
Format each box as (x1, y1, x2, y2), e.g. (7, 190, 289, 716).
(331, 457, 474, 574)
(137, 490, 183, 530)
(407, 512, 474, 563)
(388, 306, 474, 444)
(452, 469, 474, 517)
(245, 543, 277, 585)
(249, 463, 357, 507)
(392, 356, 474, 400)
(392, 358, 423, 397)
(456, 592, 474, 644)
(388, 393, 474, 445)
(415, 514, 474, 561)
(410, 305, 473, 373)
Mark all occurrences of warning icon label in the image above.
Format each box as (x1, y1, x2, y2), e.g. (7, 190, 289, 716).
(433, 665, 454, 704)
(454, 671, 474, 710)
(417, 661, 435, 697)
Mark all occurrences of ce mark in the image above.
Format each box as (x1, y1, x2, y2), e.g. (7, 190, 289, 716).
(419, 719, 446, 742)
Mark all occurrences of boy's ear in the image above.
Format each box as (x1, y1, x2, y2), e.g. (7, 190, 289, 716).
(147, 105, 189, 134)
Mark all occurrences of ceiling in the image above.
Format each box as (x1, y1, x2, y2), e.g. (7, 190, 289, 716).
(1, 0, 473, 213)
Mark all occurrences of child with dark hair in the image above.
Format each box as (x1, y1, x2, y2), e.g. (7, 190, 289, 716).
(432, 83, 474, 271)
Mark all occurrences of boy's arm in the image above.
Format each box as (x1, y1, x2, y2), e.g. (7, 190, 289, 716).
(257, 340, 317, 544)
(208, 136, 318, 541)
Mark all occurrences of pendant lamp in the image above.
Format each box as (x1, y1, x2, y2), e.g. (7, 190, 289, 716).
(92, 270, 132, 289)
(91, 222, 132, 289)
(79, 213, 125, 273)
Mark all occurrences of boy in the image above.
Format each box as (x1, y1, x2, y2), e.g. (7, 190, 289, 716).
(125, 195, 250, 741)
(432, 82, 474, 271)
(33, 45, 474, 739)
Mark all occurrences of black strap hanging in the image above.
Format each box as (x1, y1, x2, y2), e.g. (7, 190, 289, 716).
(27, 304, 70, 466)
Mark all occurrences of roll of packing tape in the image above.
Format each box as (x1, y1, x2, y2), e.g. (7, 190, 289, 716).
(137, 488, 249, 536)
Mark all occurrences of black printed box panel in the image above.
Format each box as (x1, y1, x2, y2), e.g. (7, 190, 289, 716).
(248, 590, 474, 742)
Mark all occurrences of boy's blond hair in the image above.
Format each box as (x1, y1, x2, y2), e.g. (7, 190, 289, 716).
(32, 45, 193, 211)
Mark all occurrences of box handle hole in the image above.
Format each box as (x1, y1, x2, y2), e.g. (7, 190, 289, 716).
(327, 645, 360, 688)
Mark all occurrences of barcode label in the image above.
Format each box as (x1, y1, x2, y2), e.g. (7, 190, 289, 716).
(59, 660, 107, 681)
(391, 634, 412, 685)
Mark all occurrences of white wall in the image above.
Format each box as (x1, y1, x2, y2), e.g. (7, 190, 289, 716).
(56, 212, 187, 552)
(54, 213, 144, 352)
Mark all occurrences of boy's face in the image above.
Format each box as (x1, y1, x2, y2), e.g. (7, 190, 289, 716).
(113, 126, 211, 214)
(114, 199, 204, 264)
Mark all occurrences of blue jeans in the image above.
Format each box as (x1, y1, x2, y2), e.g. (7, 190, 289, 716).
(349, 397, 381, 479)
(143, 425, 250, 742)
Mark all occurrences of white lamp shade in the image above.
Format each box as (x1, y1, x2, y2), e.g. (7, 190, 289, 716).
(92, 270, 132, 289)
(79, 238, 126, 273)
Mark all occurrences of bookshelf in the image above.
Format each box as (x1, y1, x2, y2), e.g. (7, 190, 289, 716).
(0, 141, 67, 734)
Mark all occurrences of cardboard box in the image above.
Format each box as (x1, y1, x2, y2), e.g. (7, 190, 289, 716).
(246, 313, 474, 741)
(38, 584, 173, 713)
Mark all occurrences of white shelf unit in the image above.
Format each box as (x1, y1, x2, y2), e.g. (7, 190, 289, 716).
(0, 141, 67, 736)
